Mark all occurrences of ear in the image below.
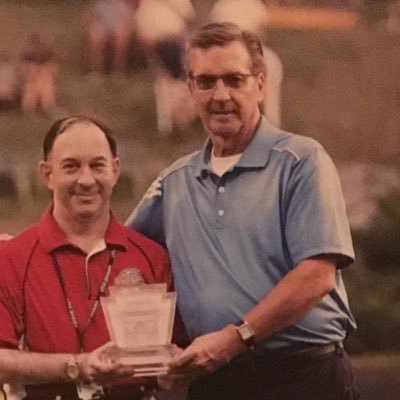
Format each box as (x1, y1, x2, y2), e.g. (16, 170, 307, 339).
(256, 73, 265, 104)
(38, 160, 54, 190)
(187, 77, 194, 95)
(111, 157, 121, 186)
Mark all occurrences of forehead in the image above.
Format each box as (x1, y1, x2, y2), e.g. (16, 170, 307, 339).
(50, 122, 112, 160)
(187, 41, 252, 75)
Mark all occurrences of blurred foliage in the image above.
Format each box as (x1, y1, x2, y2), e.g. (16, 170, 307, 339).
(345, 190, 400, 353)
(354, 190, 400, 272)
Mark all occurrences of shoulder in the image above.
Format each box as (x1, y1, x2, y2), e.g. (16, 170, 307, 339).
(0, 225, 39, 261)
(0, 225, 39, 287)
(159, 150, 201, 181)
(271, 131, 325, 162)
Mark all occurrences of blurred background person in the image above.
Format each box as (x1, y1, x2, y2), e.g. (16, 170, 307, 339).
(0, 51, 20, 111)
(386, 0, 400, 35)
(135, 0, 197, 135)
(86, 0, 138, 74)
(20, 34, 58, 115)
(209, 0, 283, 127)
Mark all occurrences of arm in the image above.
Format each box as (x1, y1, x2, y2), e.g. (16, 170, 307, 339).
(0, 342, 135, 385)
(126, 175, 165, 246)
(243, 255, 336, 342)
(159, 256, 336, 388)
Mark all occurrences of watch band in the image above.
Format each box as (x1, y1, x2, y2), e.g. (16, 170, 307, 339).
(234, 319, 255, 348)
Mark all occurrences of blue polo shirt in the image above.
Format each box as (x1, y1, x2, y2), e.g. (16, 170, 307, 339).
(127, 118, 356, 349)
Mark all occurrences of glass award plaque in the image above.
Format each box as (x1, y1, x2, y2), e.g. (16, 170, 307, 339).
(101, 280, 179, 376)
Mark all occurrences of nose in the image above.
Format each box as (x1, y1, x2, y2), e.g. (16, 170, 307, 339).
(77, 166, 96, 186)
(212, 79, 231, 101)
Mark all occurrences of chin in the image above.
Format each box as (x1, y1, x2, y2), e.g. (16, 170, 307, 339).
(73, 204, 101, 218)
(209, 121, 240, 137)
(75, 210, 97, 220)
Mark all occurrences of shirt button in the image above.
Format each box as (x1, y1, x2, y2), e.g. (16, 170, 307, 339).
(218, 186, 225, 193)
(218, 209, 225, 216)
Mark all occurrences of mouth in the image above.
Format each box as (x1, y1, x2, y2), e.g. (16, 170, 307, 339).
(74, 193, 98, 201)
(211, 110, 235, 115)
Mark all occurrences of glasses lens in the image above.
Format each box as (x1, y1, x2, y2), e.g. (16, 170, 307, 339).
(223, 74, 248, 88)
(194, 75, 217, 90)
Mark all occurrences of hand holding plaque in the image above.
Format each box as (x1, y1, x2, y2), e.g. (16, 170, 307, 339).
(101, 272, 179, 377)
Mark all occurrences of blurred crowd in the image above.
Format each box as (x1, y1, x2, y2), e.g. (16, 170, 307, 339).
(0, 34, 57, 115)
(1, 0, 399, 134)
(83, 0, 283, 134)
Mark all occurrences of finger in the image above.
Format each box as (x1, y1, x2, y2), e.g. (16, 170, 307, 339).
(168, 351, 197, 368)
(92, 360, 124, 375)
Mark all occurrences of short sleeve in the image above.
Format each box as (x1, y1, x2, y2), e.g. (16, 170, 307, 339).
(284, 147, 354, 268)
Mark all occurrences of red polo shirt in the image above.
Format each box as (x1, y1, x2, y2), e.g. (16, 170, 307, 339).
(0, 207, 172, 353)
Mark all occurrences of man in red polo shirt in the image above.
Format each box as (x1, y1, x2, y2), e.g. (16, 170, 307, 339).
(0, 116, 176, 400)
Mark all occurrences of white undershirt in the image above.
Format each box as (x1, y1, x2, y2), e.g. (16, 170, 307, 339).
(210, 151, 242, 177)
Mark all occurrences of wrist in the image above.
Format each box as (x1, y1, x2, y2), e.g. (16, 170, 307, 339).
(233, 319, 255, 349)
(65, 354, 81, 382)
(224, 324, 247, 356)
(75, 353, 92, 384)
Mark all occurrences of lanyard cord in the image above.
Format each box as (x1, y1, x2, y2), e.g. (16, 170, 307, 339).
(50, 249, 116, 351)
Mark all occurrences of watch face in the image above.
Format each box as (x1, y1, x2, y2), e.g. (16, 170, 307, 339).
(238, 324, 254, 341)
(235, 321, 255, 346)
(66, 361, 80, 380)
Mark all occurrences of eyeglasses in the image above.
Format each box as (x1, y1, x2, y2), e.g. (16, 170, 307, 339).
(189, 73, 254, 90)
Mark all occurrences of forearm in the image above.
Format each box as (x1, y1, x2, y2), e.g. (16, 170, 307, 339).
(243, 257, 336, 343)
(163, 257, 337, 385)
(0, 349, 71, 384)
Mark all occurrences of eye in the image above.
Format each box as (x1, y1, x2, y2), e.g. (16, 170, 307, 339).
(62, 162, 78, 172)
(91, 160, 107, 170)
(224, 74, 246, 88)
(194, 75, 217, 90)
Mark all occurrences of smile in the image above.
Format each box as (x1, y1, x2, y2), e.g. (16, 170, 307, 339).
(74, 193, 98, 200)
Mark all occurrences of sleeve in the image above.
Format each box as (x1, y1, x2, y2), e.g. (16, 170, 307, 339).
(284, 146, 355, 268)
(126, 175, 166, 246)
(0, 249, 24, 349)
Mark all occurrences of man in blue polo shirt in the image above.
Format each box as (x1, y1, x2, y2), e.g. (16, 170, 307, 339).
(127, 22, 359, 400)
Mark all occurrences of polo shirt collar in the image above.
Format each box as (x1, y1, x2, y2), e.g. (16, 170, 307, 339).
(194, 117, 282, 178)
(38, 205, 129, 253)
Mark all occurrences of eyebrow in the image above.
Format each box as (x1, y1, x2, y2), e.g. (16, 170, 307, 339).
(60, 156, 109, 163)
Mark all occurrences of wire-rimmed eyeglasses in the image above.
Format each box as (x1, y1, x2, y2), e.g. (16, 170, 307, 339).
(188, 72, 255, 90)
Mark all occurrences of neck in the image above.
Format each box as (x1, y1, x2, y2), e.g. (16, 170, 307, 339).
(52, 206, 110, 253)
(211, 134, 252, 157)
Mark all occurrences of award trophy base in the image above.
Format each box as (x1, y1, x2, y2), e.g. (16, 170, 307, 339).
(112, 344, 180, 377)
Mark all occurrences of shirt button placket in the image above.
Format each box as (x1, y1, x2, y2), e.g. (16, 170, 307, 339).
(216, 185, 226, 229)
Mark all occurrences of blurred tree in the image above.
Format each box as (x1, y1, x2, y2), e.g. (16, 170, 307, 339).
(354, 190, 400, 272)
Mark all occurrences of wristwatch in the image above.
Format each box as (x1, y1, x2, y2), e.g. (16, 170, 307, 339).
(65, 355, 80, 381)
(234, 319, 255, 348)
